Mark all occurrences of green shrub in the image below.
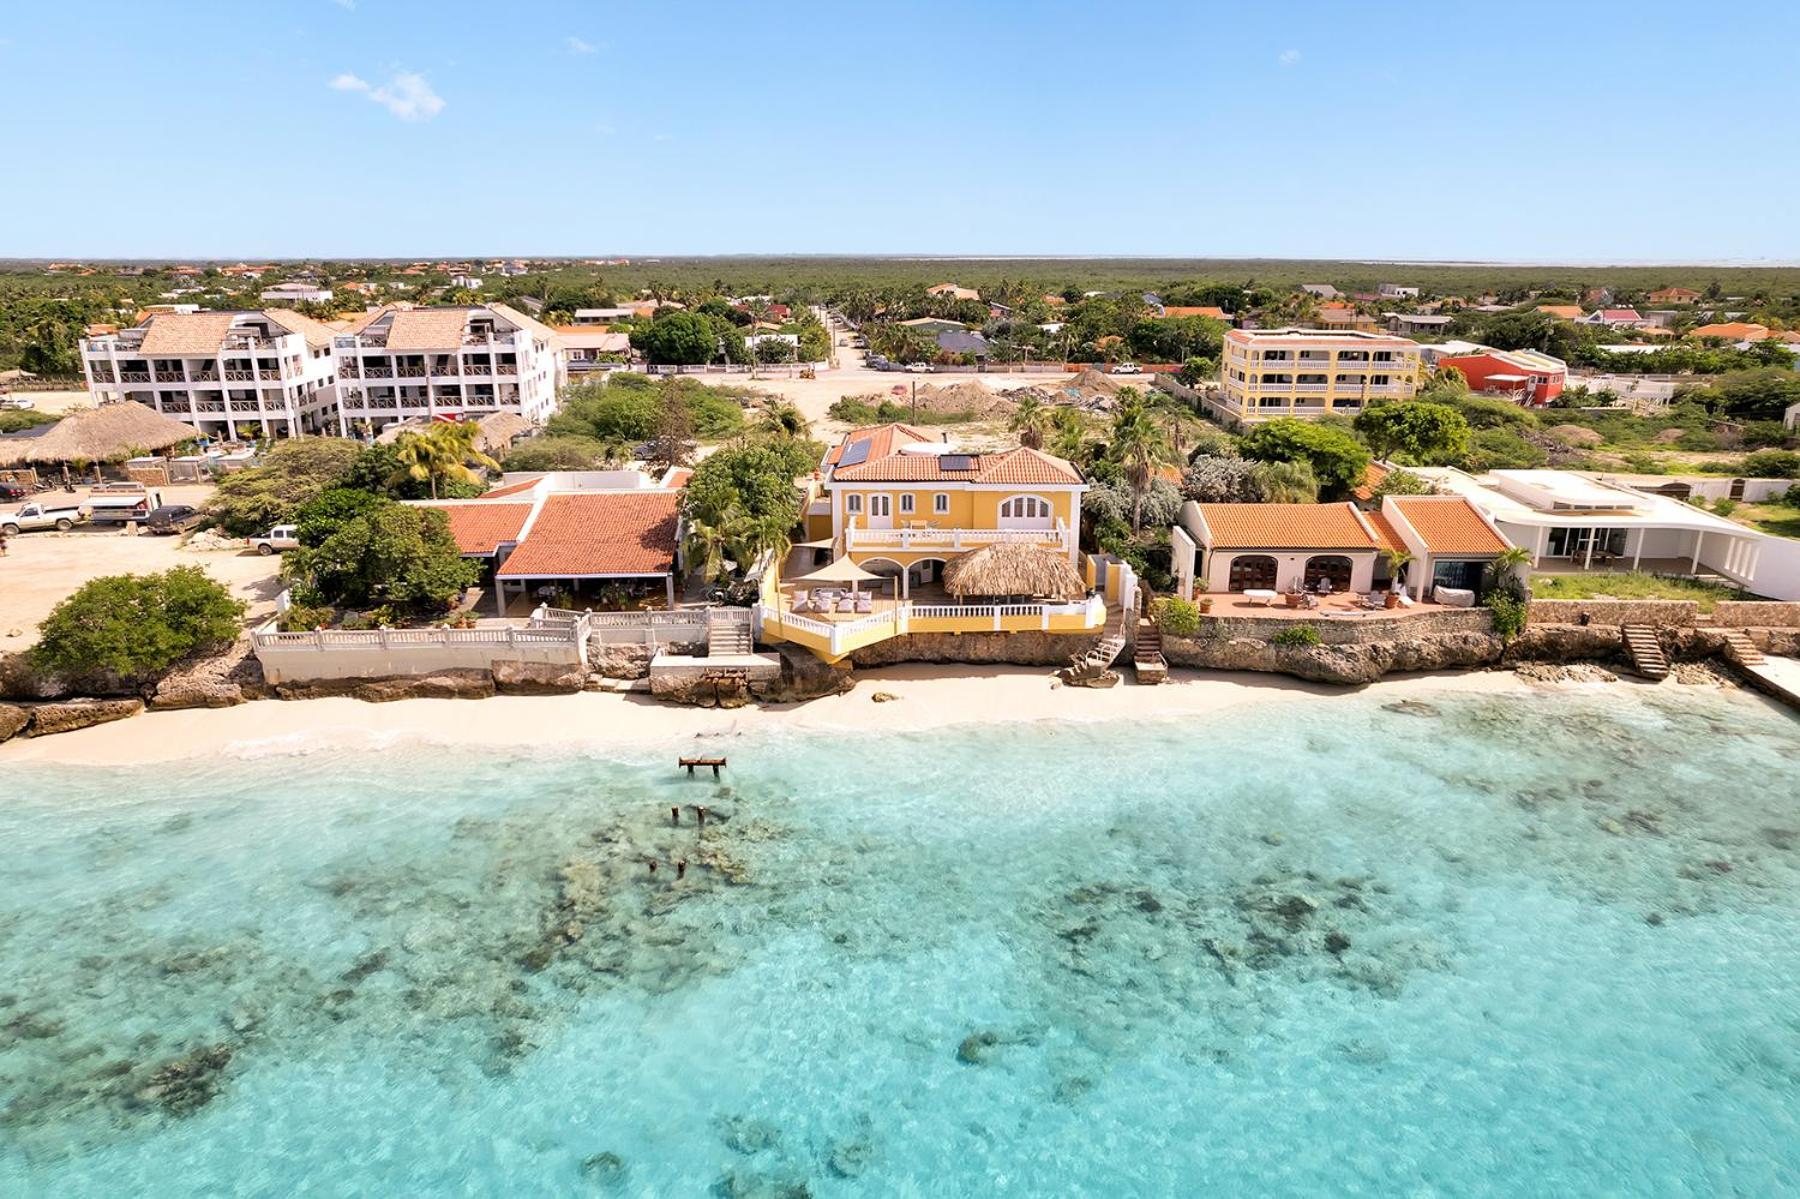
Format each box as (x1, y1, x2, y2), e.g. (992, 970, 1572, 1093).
(1270, 624, 1321, 647)
(277, 602, 335, 632)
(1153, 596, 1201, 637)
(501, 435, 615, 473)
(205, 438, 364, 535)
(294, 487, 390, 548)
(1484, 590, 1528, 640)
(33, 567, 246, 681)
(285, 506, 479, 615)
(1741, 449, 1800, 479)
(1712, 497, 1738, 516)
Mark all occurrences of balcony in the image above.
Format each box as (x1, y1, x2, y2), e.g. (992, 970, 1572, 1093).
(191, 369, 220, 382)
(397, 366, 426, 378)
(362, 366, 394, 378)
(119, 371, 152, 384)
(844, 521, 1072, 555)
(154, 371, 184, 383)
(761, 584, 1107, 662)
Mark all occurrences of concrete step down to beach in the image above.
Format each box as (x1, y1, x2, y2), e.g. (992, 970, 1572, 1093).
(1620, 625, 1670, 680)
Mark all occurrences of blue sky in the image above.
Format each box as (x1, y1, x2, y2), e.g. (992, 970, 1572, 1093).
(2, 1, 1795, 261)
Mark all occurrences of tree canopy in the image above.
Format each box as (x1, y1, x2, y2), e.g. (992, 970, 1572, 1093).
(1237, 418, 1372, 498)
(1353, 400, 1472, 464)
(285, 503, 479, 615)
(204, 438, 365, 536)
(33, 567, 245, 681)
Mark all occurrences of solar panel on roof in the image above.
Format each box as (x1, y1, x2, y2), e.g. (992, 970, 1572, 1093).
(837, 438, 872, 467)
(940, 454, 975, 471)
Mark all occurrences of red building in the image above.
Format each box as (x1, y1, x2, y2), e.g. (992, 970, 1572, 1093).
(1436, 348, 1566, 406)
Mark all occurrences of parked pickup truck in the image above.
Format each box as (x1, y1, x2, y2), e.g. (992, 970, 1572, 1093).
(248, 524, 301, 555)
(85, 485, 160, 525)
(2, 502, 83, 534)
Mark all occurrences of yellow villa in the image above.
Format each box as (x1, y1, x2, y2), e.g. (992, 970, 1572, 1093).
(758, 423, 1117, 661)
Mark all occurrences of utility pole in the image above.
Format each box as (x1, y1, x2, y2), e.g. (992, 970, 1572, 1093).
(911, 379, 918, 423)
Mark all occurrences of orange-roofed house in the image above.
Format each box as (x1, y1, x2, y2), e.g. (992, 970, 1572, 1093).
(1171, 493, 1512, 601)
(1536, 305, 1584, 321)
(1647, 287, 1702, 303)
(759, 423, 1106, 661)
(1157, 305, 1232, 323)
(413, 470, 686, 614)
(1689, 321, 1771, 342)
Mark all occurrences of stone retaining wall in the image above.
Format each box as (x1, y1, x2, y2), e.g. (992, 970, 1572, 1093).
(849, 629, 1104, 668)
(1196, 608, 1493, 645)
(1526, 600, 1698, 628)
(1712, 601, 1800, 628)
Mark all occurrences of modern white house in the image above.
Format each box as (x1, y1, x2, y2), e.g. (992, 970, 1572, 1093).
(332, 304, 565, 436)
(260, 282, 333, 305)
(79, 309, 342, 440)
(1411, 467, 1769, 586)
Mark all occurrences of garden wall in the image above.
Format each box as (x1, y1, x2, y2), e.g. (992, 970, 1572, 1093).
(1711, 601, 1800, 628)
(1195, 608, 1493, 645)
(1525, 600, 1698, 628)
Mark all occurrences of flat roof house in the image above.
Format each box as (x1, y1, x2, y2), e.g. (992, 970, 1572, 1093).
(1434, 347, 1567, 406)
(1411, 466, 1767, 586)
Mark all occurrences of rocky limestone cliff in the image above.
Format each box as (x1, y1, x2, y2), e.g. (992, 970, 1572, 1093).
(849, 629, 1102, 668)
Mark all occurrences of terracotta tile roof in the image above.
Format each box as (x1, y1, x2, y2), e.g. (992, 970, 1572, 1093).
(1690, 321, 1769, 341)
(137, 312, 239, 355)
(1597, 308, 1643, 321)
(825, 423, 935, 466)
(831, 443, 1082, 485)
(1352, 461, 1391, 503)
(435, 502, 533, 556)
(1387, 497, 1510, 555)
(1361, 509, 1403, 553)
(384, 308, 474, 351)
(481, 477, 544, 499)
(1194, 502, 1385, 551)
(489, 302, 558, 343)
(262, 308, 339, 350)
(1159, 306, 1229, 320)
(1648, 287, 1701, 301)
(1536, 304, 1584, 320)
(969, 446, 1084, 485)
(497, 492, 679, 578)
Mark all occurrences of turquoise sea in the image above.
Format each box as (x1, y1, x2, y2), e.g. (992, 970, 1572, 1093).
(2, 684, 1798, 1196)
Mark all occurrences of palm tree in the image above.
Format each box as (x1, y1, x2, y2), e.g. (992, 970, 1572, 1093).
(1108, 393, 1173, 532)
(683, 505, 747, 583)
(1009, 395, 1051, 450)
(393, 423, 499, 499)
(1383, 548, 1414, 589)
(761, 401, 810, 440)
(1252, 459, 1318, 503)
(1049, 408, 1087, 463)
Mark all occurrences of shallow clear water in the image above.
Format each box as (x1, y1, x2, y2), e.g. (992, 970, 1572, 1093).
(2, 685, 1798, 1196)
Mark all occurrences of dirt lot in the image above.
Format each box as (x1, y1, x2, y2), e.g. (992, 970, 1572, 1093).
(0, 483, 284, 649)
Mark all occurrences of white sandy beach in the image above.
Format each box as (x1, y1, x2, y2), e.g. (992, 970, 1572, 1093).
(0, 666, 1535, 767)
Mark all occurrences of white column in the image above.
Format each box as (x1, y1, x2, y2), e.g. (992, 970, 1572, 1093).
(1631, 529, 1642, 571)
(1691, 531, 1705, 574)
(1533, 525, 1546, 567)
(1583, 530, 1595, 571)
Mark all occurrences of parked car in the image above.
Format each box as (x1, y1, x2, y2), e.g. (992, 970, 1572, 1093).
(1, 502, 83, 534)
(249, 524, 301, 555)
(0, 482, 27, 502)
(1111, 362, 1142, 375)
(0, 395, 34, 411)
(144, 504, 203, 535)
(904, 361, 933, 374)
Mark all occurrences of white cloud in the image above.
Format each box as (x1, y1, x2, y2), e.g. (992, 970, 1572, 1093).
(1278, 48, 1301, 67)
(566, 35, 597, 54)
(329, 71, 445, 121)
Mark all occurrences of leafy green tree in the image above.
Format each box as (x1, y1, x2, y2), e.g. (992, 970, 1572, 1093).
(1181, 454, 1261, 502)
(680, 439, 814, 572)
(548, 375, 663, 446)
(1238, 419, 1371, 498)
(1176, 356, 1218, 387)
(33, 567, 245, 681)
(205, 438, 364, 535)
(1108, 391, 1175, 530)
(644, 388, 695, 472)
(1009, 395, 1051, 449)
(286, 504, 479, 615)
(294, 486, 389, 548)
(1353, 400, 1472, 464)
(1251, 459, 1319, 503)
(1371, 467, 1437, 498)
(501, 435, 617, 473)
(393, 423, 499, 499)
(632, 311, 740, 365)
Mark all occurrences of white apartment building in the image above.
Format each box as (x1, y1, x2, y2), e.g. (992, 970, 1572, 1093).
(261, 282, 333, 304)
(80, 309, 341, 440)
(332, 304, 564, 436)
(1214, 328, 1422, 425)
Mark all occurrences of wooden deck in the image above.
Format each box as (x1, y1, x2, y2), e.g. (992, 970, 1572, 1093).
(1204, 593, 1447, 619)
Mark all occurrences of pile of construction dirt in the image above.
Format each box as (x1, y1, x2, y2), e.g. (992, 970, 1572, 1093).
(1546, 424, 1605, 446)
(908, 382, 1017, 419)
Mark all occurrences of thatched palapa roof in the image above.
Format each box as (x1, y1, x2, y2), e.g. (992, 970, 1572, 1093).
(375, 411, 532, 454)
(0, 401, 195, 466)
(942, 542, 1087, 600)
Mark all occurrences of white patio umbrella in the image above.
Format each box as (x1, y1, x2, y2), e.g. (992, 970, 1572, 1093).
(794, 555, 884, 595)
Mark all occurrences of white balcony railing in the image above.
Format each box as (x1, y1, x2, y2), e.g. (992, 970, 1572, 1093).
(844, 521, 1071, 554)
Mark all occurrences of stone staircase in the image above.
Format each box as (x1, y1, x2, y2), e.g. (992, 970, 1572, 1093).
(1621, 624, 1670, 680)
(1133, 613, 1167, 685)
(1061, 613, 1130, 687)
(706, 612, 754, 657)
(1719, 628, 1765, 667)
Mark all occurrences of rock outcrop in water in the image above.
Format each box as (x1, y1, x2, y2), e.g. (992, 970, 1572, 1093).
(25, 697, 144, 737)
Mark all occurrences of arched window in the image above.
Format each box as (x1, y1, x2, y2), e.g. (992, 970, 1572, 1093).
(997, 495, 1054, 528)
(1304, 555, 1353, 592)
(1227, 555, 1278, 591)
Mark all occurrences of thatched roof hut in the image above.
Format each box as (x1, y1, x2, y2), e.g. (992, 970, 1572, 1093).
(0, 401, 195, 467)
(375, 411, 531, 455)
(942, 542, 1087, 601)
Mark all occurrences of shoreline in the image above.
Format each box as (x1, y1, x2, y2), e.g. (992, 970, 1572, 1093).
(0, 666, 1540, 767)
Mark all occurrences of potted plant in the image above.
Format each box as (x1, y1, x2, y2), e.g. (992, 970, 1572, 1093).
(1284, 589, 1302, 609)
(1195, 579, 1212, 613)
(1382, 549, 1414, 608)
